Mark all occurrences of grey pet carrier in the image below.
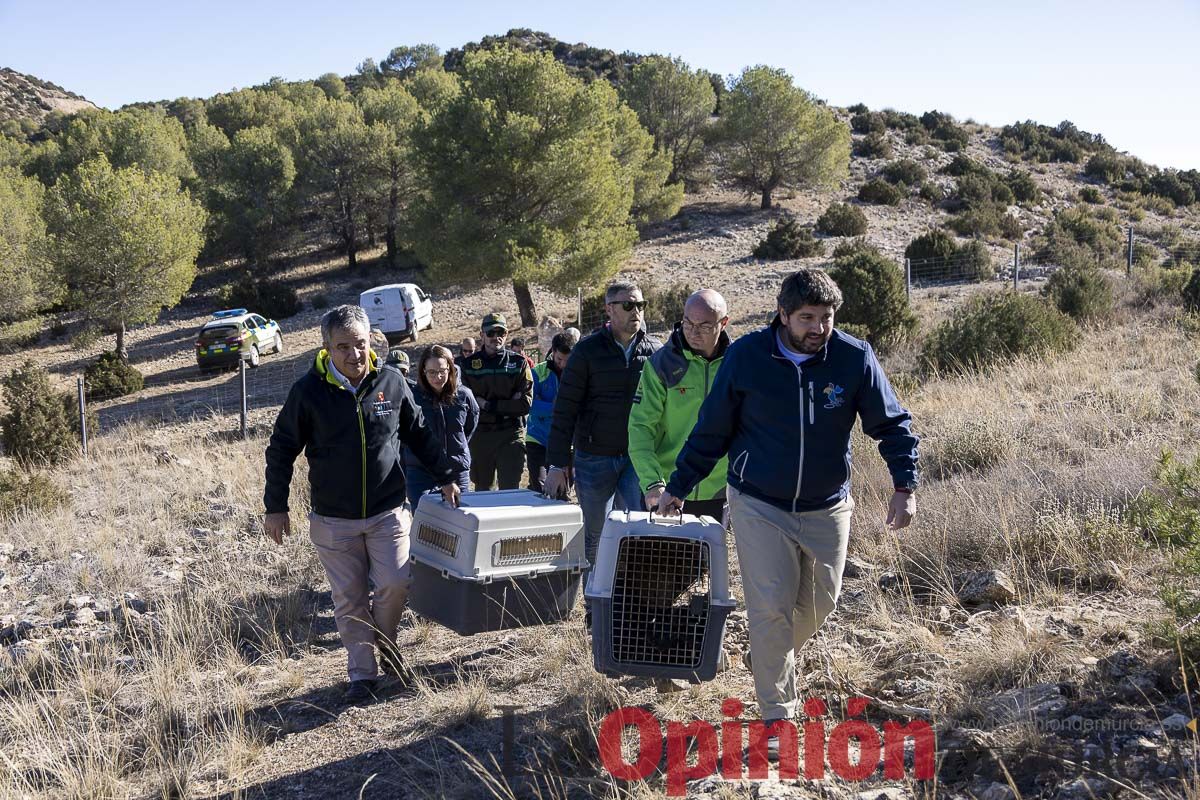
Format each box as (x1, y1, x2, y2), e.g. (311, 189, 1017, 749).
(586, 511, 734, 682)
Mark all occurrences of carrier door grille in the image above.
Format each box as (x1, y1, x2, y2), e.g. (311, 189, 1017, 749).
(494, 533, 564, 566)
(417, 523, 458, 557)
(610, 535, 711, 667)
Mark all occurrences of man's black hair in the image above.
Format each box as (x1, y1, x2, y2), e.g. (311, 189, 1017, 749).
(777, 268, 843, 315)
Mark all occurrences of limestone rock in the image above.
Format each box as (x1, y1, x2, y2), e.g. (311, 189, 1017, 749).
(957, 570, 1017, 606)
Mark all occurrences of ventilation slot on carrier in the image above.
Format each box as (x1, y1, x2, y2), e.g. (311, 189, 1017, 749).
(493, 533, 564, 566)
(417, 524, 458, 557)
(610, 535, 711, 668)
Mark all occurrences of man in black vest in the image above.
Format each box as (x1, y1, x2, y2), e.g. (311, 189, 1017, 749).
(543, 282, 660, 563)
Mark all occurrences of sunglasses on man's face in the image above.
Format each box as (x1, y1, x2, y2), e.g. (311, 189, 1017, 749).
(611, 300, 646, 312)
(484, 329, 506, 338)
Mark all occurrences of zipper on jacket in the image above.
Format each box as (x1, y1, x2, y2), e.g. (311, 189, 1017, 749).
(357, 399, 367, 518)
(691, 358, 714, 502)
(808, 381, 814, 425)
(794, 365, 805, 513)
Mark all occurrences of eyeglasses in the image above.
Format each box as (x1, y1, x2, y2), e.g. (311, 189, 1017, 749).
(424, 368, 450, 377)
(484, 329, 506, 338)
(610, 300, 646, 312)
(681, 318, 719, 335)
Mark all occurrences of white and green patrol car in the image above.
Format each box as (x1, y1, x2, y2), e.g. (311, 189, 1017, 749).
(195, 309, 284, 372)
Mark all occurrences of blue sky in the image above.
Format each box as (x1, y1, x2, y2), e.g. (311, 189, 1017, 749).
(2, 0, 1197, 169)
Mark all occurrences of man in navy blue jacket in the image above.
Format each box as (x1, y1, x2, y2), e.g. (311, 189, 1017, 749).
(658, 268, 919, 730)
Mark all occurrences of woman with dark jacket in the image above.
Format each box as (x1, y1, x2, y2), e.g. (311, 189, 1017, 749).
(404, 345, 478, 508)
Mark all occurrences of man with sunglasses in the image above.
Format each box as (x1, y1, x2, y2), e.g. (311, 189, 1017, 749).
(628, 289, 733, 525)
(544, 282, 660, 566)
(456, 312, 534, 490)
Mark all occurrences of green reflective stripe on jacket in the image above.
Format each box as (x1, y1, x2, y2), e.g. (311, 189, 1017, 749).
(627, 346, 728, 501)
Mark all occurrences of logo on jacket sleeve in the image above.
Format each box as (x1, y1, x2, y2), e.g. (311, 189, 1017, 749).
(822, 383, 846, 409)
(372, 391, 394, 417)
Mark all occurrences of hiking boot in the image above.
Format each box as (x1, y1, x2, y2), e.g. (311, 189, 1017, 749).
(344, 679, 378, 704)
(741, 648, 753, 672)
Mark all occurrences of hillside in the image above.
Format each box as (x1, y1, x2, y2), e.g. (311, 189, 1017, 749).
(1, 36, 1200, 799)
(0, 67, 97, 128)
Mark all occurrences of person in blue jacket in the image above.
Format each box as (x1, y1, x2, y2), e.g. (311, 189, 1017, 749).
(404, 345, 478, 508)
(657, 267, 919, 744)
(525, 332, 574, 493)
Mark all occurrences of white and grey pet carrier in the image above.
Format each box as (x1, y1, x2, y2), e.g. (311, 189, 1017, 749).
(586, 511, 734, 682)
(408, 489, 586, 634)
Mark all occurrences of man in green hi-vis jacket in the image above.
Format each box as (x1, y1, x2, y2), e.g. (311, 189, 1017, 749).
(628, 289, 732, 523)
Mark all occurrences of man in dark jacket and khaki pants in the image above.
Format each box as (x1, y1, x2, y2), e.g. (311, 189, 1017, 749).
(659, 269, 919, 743)
(264, 305, 461, 702)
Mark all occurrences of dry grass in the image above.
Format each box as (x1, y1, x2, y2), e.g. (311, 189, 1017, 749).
(2, 294, 1199, 796)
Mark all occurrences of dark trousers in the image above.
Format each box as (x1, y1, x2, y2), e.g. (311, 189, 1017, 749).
(526, 440, 547, 493)
(469, 428, 526, 490)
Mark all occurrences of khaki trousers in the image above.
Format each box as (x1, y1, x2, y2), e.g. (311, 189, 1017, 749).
(728, 486, 853, 721)
(308, 506, 412, 681)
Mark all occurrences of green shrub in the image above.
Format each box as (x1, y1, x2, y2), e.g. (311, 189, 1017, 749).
(881, 159, 927, 187)
(753, 218, 824, 259)
(858, 178, 904, 206)
(903, 128, 930, 146)
(1079, 186, 1103, 204)
(816, 202, 868, 237)
(828, 241, 917, 353)
(905, 229, 958, 263)
(1129, 450, 1200, 547)
(309, 293, 330, 310)
(948, 205, 1023, 240)
(999, 119, 1105, 163)
(0, 319, 42, 355)
(1084, 152, 1127, 184)
(921, 291, 1078, 374)
(918, 182, 944, 204)
(850, 112, 885, 134)
(942, 154, 982, 177)
(854, 132, 892, 159)
(1044, 266, 1114, 321)
(882, 109, 921, 131)
(221, 275, 302, 320)
(934, 126, 969, 152)
(1184, 268, 1200, 313)
(84, 351, 144, 401)
(847, 102, 869, 115)
(1006, 170, 1043, 204)
(1, 361, 78, 466)
(1037, 206, 1124, 269)
(905, 230, 993, 281)
(0, 469, 68, 518)
(642, 282, 694, 328)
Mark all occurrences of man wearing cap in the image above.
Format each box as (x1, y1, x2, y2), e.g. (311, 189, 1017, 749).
(386, 348, 411, 379)
(456, 313, 534, 490)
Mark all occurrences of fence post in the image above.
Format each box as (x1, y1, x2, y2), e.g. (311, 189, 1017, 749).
(1013, 243, 1020, 290)
(1127, 226, 1134, 276)
(239, 359, 248, 440)
(904, 258, 911, 300)
(576, 286, 583, 328)
(77, 377, 88, 458)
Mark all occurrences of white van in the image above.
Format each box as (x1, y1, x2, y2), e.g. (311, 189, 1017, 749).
(359, 283, 434, 343)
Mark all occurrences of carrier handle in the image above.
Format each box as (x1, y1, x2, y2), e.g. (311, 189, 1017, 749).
(648, 512, 683, 526)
